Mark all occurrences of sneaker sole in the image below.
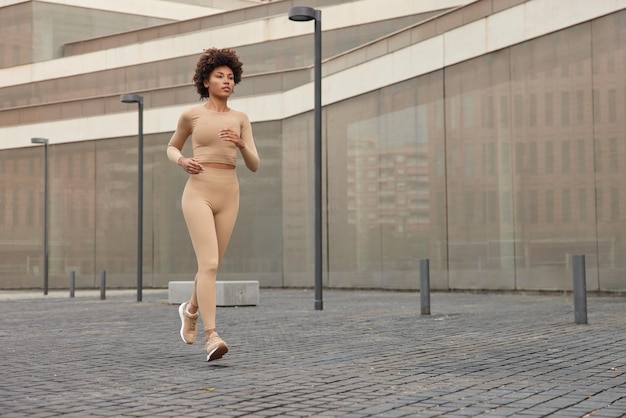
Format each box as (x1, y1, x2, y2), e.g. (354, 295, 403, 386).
(207, 343, 228, 362)
(178, 303, 194, 345)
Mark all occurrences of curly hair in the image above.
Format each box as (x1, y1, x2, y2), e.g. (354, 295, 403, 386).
(192, 48, 243, 99)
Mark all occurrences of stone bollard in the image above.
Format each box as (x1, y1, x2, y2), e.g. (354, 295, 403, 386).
(168, 281, 259, 306)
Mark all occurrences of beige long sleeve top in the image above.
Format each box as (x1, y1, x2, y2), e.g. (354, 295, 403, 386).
(167, 105, 259, 172)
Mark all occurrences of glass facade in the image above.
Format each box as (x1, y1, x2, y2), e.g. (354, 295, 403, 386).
(325, 71, 447, 289)
(1, 8, 625, 292)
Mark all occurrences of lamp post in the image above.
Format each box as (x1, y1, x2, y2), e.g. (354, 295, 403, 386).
(31, 137, 49, 295)
(120, 93, 144, 302)
(289, 6, 323, 310)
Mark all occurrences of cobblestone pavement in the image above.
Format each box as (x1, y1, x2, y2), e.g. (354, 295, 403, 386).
(1, 288, 625, 417)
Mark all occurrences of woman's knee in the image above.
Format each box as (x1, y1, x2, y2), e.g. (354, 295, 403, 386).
(197, 260, 219, 278)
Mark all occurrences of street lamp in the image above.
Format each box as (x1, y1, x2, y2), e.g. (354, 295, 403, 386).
(289, 6, 323, 311)
(31, 137, 49, 295)
(120, 93, 144, 302)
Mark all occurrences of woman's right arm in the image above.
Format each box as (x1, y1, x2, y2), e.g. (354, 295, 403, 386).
(167, 110, 193, 166)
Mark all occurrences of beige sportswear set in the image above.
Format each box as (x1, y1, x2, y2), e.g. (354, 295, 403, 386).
(167, 105, 259, 331)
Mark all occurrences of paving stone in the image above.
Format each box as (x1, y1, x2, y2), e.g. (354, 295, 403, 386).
(1, 289, 626, 417)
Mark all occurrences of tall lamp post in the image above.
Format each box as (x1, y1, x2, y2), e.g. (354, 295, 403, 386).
(120, 93, 144, 302)
(31, 137, 49, 295)
(288, 6, 323, 310)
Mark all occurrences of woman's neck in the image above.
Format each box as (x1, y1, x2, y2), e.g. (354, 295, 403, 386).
(205, 98, 229, 113)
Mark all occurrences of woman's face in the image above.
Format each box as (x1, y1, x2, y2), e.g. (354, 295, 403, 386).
(205, 65, 234, 99)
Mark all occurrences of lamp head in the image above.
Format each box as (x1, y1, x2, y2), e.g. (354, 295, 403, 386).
(31, 137, 49, 144)
(120, 93, 143, 104)
(288, 6, 317, 21)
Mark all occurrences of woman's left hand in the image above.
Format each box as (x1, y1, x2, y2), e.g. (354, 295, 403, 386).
(219, 129, 245, 149)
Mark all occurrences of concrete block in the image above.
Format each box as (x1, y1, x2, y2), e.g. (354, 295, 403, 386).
(168, 281, 259, 306)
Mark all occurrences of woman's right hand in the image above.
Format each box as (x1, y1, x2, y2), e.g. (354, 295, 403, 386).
(179, 157, 204, 174)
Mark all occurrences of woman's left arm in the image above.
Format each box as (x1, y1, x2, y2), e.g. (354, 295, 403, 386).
(239, 114, 259, 172)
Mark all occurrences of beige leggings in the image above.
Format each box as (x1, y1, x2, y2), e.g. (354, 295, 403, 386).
(182, 166, 239, 331)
